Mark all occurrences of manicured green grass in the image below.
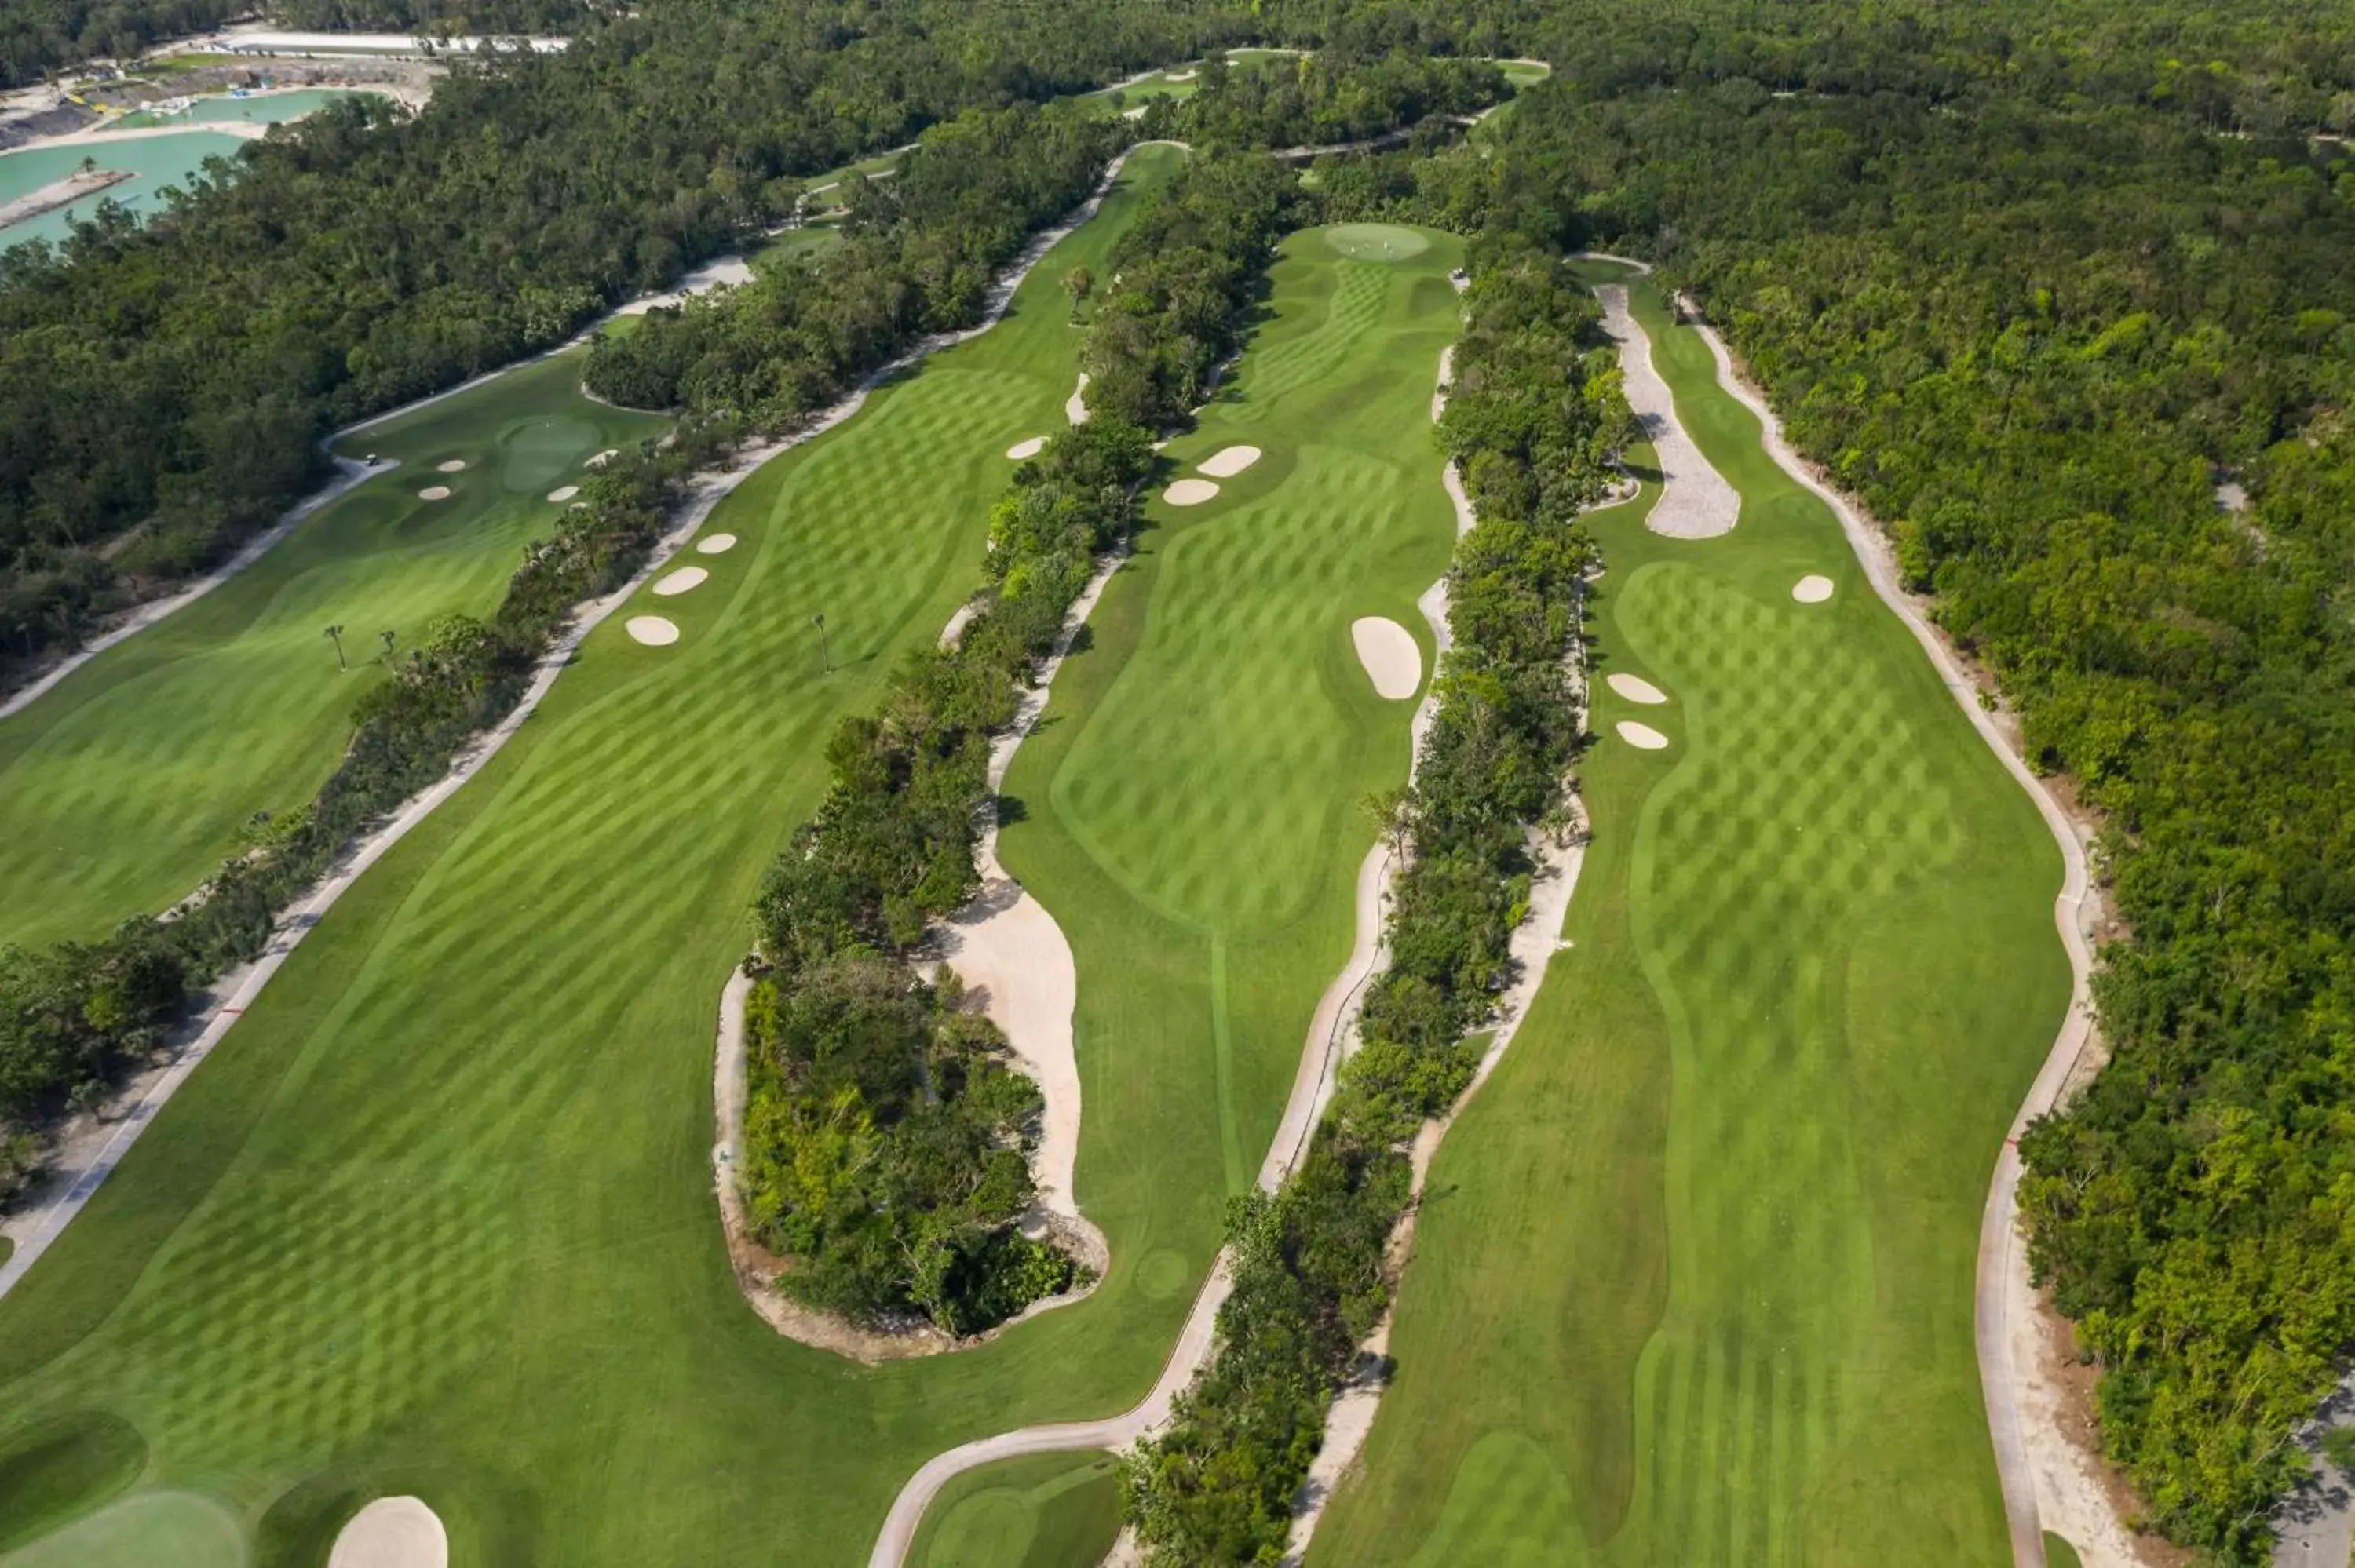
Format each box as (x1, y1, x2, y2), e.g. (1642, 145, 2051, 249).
(0, 348, 665, 951)
(0, 1410, 147, 1554)
(0, 148, 1278, 1568)
(1309, 270, 2072, 1566)
(2043, 1532, 2086, 1568)
(907, 1453, 1123, 1567)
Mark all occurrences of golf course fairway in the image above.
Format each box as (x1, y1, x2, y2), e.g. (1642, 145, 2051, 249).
(0, 349, 666, 952)
(1307, 268, 2072, 1566)
(0, 144, 1216, 1566)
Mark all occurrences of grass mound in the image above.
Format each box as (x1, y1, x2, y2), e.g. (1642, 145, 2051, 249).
(0, 1409, 148, 1554)
(910, 1453, 1123, 1567)
(1322, 223, 1432, 262)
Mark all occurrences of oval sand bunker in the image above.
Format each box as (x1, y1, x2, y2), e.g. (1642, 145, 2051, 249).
(625, 615, 680, 647)
(1791, 574, 1835, 603)
(1616, 720, 1670, 750)
(547, 484, 580, 503)
(1163, 478, 1221, 507)
(696, 533, 737, 556)
(1350, 616, 1421, 700)
(435, 459, 467, 474)
(1005, 436, 1046, 461)
(653, 567, 708, 596)
(586, 448, 618, 468)
(1197, 445, 1261, 478)
(329, 1496, 447, 1568)
(1606, 673, 1669, 706)
(417, 486, 451, 501)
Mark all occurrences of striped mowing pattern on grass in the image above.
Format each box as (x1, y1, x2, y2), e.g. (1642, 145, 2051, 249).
(0, 147, 1421, 1568)
(1308, 271, 2071, 1567)
(0, 349, 666, 952)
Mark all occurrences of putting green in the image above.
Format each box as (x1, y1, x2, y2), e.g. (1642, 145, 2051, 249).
(0, 1490, 243, 1568)
(1308, 272, 2070, 1565)
(0, 350, 665, 951)
(1322, 223, 1431, 262)
(907, 1452, 1123, 1567)
(0, 146, 1211, 1568)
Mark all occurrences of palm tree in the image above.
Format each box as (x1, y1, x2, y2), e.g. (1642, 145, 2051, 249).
(323, 623, 345, 669)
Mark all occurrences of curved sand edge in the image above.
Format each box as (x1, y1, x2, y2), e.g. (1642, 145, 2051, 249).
(1196, 443, 1261, 478)
(652, 567, 707, 597)
(0, 149, 1164, 1306)
(1163, 477, 1220, 507)
(328, 1497, 447, 1568)
(1006, 436, 1047, 461)
(1592, 283, 1741, 539)
(1616, 719, 1669, 749)
(712, 549, 1128, 1365)
(1349, 616, 1421, 699)
(417, 485, 451, 501)
(1656, 263, 2109, 1568)
(696, 532, 737, 556)
(1606, 672, 1668, 705)
(1066, 372, 1091, 425)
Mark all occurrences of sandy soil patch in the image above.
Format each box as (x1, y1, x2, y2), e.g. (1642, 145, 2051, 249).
(624, 615, 679, 646)
(1167, 69, 1199, 82)
(939, 602, 978, 649)
(1605, 672, 1669, 705)
(416, 486, 451, 501)
(652, 567, 707, 597)
(547, 484, 580, 503)
(1349, 616, 1421, 699)
(1196, 444, 1261, 477)
(328, 1497, 447, 1568)
(1791, 574, 1835, 603)
(434, 458, 466, 473)
(1120, 105, 1149, 121)
(1616, 720, 1670, 749)
(1065, 372, 1091, 425)
(695, 532, 737, 555)
(1005, 436, 1046, 461)
(586, 448, 618, 468)
(1594, 284, 1741, 539)
(1163, 478, 1220, 507)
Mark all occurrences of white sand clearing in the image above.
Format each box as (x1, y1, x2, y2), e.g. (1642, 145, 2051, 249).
(1005, 436, 1046, 461)
(1791, 574, 1835, 603)
(434, 459, 466, 473)
(1120, 105, 1149, 121)
(328, 1496, 447, 1568)
(695, 532, 737, 556)
(586, 448, 618, 469)
(1196, 444, 1261, 478)
(417, 486, 451, 501)
(1594, 283, 1741, 538)
(1065, 372, 1091, 425)
(652, 567, 707, 596)
(1606, 673, 1669, 705)
(1350, 617, 1421, 699)
(1616, 720, 1670, 750)
(1167, 68, 1198, 82)
(547, 484, 580, 503)
(1163, 478, 1221, 507)
(624, 615, 679, 646)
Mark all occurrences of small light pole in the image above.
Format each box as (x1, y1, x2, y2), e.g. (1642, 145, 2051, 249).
(812, 613, 831, 673)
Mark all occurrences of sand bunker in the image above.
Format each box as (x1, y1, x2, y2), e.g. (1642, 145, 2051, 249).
(1163, 478, 1221, 507)
(434, 459, 466, 474)
(417, 486, 451, 501)
(1350, 616, 1422, 699)
(1606, 673, 1670, 706)
(1066, 372, 1091, 425)
(1791, 574, 1835, 603)
(328, 1496, 447, 1568)
(586, 448, 618, 469)
(1197, 444, 1261, 478)
(1595, 284, 1742, 539)
(1005, 436, 1046, 461)
(1616, 720, 1670, 750)
(652, 567, 707, 597)
(1167, 69, 1199, 82)
(625, 615, 680, 647)
(547, 484, 580, 503)
(696, 533, 737, 556)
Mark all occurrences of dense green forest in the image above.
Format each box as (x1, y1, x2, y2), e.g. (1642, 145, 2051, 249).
(1123, 232, 1627, 1559)
(0, 0, 1247, 684)
(1272, 2, 2355, 1556)
(0, 0, 243, 86)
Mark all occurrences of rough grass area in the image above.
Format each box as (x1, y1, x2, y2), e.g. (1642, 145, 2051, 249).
(0, 348, 665, 951)
(1309, 268, 2070, 1566)
(0, 148, 1192, 1565)
(908, 1452, 1123, 1567)
(2044, 1533, 2087, 1568)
